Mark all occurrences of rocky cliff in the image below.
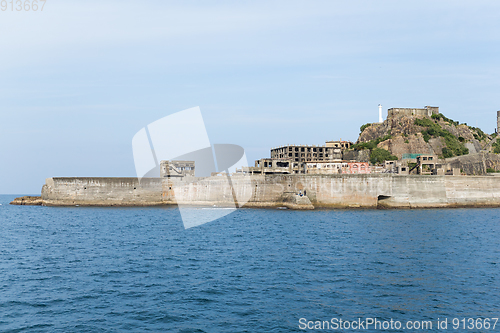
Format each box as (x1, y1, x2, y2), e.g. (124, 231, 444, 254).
(353, 112, 496, 165)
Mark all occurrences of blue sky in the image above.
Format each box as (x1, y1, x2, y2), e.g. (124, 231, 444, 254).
(1, 0, 500, 194)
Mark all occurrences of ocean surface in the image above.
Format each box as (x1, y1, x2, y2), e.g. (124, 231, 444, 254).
(0, 194, 499, 332)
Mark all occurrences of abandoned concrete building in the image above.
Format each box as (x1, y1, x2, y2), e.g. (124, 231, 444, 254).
(306, 161, 371, 175)
(415, 155, 437, 175)
(497, 111, 500, 134)
(306, 162, 345, 174)
(160, 160, 195, 178)
(387, 106, 439, 118)
(242, 158, 303, 175)
(383, 155, 437, 175)
(242, 140, 355, 175)
(344, 162, 371, 174)
(270, 140, 353, 163)
(243, 159, 372, 175)
(381, 154, 460, 176)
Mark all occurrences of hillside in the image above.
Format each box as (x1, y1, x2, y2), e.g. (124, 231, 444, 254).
(352, 112, 495, 162)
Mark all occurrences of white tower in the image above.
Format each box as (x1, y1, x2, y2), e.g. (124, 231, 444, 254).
(378, 104, 383, 123)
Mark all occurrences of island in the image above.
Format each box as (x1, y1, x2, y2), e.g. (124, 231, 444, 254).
(12, 106, 500, 210)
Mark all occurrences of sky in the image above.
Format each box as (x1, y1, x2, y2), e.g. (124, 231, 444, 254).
(1, 0, 500, 194)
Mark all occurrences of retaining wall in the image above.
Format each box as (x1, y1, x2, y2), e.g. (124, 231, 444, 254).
(40, 174, 500, 209)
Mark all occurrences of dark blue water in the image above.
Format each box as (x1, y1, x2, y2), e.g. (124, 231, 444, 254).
(1, 195, 499, 332)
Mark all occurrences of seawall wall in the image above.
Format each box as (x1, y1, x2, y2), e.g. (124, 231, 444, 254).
(39, 174, 500, 209)
(41, 177, 163, 206)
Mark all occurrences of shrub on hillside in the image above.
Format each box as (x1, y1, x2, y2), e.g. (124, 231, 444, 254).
(492, 138, 500, 154)
(360, 123, 372, 134)
(370, 148, 398, 165)
(414, 118, 468, 157)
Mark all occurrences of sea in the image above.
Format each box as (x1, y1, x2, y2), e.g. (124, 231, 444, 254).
(0, 194, 499, 332)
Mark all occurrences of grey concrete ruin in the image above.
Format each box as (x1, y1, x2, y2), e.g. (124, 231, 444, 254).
(388, 106, 439, 118)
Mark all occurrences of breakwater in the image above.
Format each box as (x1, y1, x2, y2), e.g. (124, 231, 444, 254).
(26, 174, 500, 209)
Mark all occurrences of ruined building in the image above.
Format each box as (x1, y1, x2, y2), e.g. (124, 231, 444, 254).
(160, 160, 195, 178)
(270, 140, 352, 163)
(387, 106, 439, 118)
(497, 111, 500, 134)
(243, 140, 354, 175)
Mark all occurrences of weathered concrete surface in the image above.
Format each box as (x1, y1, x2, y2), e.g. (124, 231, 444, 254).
(280, 192, 315, 210)
(444, 153, 500, 175)
(10, 196, 43, 206)
(21, 174, 500, 209)
(41, 177, 163, 206)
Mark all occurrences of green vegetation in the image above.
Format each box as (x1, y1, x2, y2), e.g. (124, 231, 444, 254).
(444, 136, 469, 158)
(351, 134, 392, 151)
(492, 133, 498, 139)
(469, 126, 487, 141)
(487, 168, 500, 173)
(414, 118, 469, 157)
(370, 148, 398, 165)
(405, 139, 409, 144)
(431, 113, 459, 126)
(492, 138, 500, 154)
(351, 133, 397, 165)
(359, 123, 372, 134)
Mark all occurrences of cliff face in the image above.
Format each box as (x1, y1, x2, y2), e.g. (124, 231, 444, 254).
(356, 113, 492, 160)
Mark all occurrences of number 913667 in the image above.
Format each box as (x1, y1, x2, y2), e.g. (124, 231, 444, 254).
(1, 0, 46, 11)
(452, 318, 498, 330)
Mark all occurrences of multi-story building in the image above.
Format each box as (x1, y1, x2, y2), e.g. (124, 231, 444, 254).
(270, 140, 353, 163)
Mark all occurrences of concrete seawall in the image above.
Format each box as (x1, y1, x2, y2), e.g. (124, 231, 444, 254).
(35, 174, 500, 209)
(41, 177, 163, 206)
